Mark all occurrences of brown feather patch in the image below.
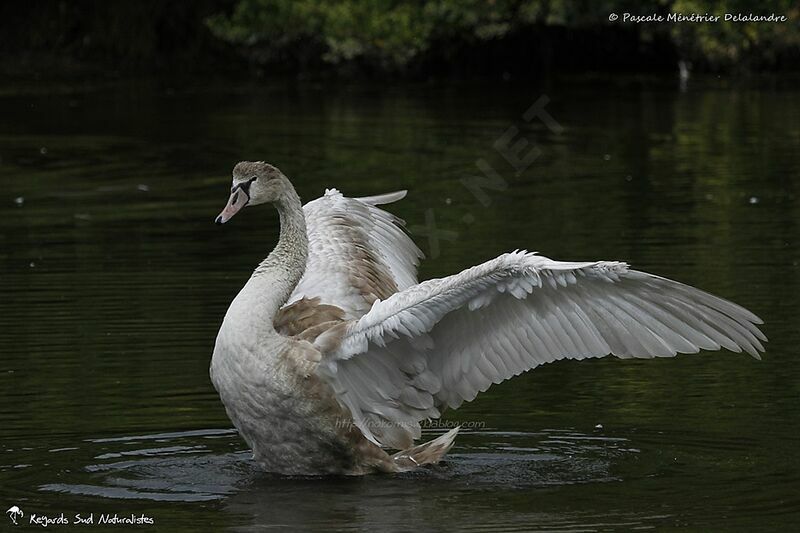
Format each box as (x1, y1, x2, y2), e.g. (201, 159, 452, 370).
(274, 297, 346, 338)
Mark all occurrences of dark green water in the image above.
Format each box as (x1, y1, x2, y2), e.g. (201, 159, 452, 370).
(1, 77, 799, 531)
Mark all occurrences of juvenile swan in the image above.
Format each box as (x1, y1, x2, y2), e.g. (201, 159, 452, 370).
(211, 161, 766, 475)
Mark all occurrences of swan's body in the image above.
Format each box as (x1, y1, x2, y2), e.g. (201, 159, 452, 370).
(211, 161, 766, 475)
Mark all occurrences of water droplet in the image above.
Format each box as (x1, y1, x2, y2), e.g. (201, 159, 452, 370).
(137, 184, 150, 192)
(445, 197, 452, 205)
(39, 147, 48, 155)
(749, 196, 759, 204)
(595, 423, 603, 429)
(14, 196, 24, 206)
(603, 154, 611, 161)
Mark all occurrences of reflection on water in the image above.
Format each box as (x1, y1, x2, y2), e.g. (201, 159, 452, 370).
(43, 430, 243, 503)
(38, 428, 646, 531)
(1, 76, 800, 530)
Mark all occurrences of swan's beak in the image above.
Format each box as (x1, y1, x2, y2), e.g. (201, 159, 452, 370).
(215, 189, 248, 225)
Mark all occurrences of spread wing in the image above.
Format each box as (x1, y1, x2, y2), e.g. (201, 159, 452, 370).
(284, 189, 423, 320)
(314, 251, 766, 449)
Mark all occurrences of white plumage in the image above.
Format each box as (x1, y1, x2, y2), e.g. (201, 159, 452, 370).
(287, 189, 423, 318)
(211, 161, 766, 475)
(313, 250, 765, 448)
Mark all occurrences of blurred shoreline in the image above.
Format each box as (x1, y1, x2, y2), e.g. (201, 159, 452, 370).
(2, 1, 798, 82)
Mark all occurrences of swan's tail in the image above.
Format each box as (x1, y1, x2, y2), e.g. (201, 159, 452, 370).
(391, 427, 459, 470)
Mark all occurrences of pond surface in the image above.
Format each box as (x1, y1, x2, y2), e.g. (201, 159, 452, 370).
(1, 76, 799, 531)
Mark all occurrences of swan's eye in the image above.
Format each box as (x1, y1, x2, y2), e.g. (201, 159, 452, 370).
(243, 176, 257, 191)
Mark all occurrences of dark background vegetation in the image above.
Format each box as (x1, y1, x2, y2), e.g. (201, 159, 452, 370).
(1, 0, 798, 80)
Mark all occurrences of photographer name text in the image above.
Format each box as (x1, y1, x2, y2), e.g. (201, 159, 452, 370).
(612, 12, 788, 23)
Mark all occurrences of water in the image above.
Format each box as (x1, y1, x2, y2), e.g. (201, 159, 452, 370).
(1, 77, 799, 531)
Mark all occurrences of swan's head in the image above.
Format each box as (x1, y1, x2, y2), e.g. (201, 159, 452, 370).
(215, 161, 290, 224)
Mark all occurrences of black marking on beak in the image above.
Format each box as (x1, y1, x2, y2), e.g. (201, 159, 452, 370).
(232, 176, 258, 202)
(215, 215, 223, 225)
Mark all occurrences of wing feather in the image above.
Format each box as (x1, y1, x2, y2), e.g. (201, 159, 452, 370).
(315, 251, 766, 446)
(286, 188, 423, 323)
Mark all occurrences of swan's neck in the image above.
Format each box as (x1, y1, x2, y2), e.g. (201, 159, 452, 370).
(247, 186, 308, 324)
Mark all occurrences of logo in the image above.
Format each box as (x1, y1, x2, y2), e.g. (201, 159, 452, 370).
(5, 505, 155, 527)
(6, 506, 23, 525)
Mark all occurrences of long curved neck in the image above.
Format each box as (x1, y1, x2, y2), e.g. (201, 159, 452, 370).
(248, 185, 308, 323)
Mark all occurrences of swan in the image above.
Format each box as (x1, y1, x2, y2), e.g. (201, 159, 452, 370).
(210, 161, 766, 476)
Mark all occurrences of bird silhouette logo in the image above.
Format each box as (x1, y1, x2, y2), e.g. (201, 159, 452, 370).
(6, 506, 23, 525)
